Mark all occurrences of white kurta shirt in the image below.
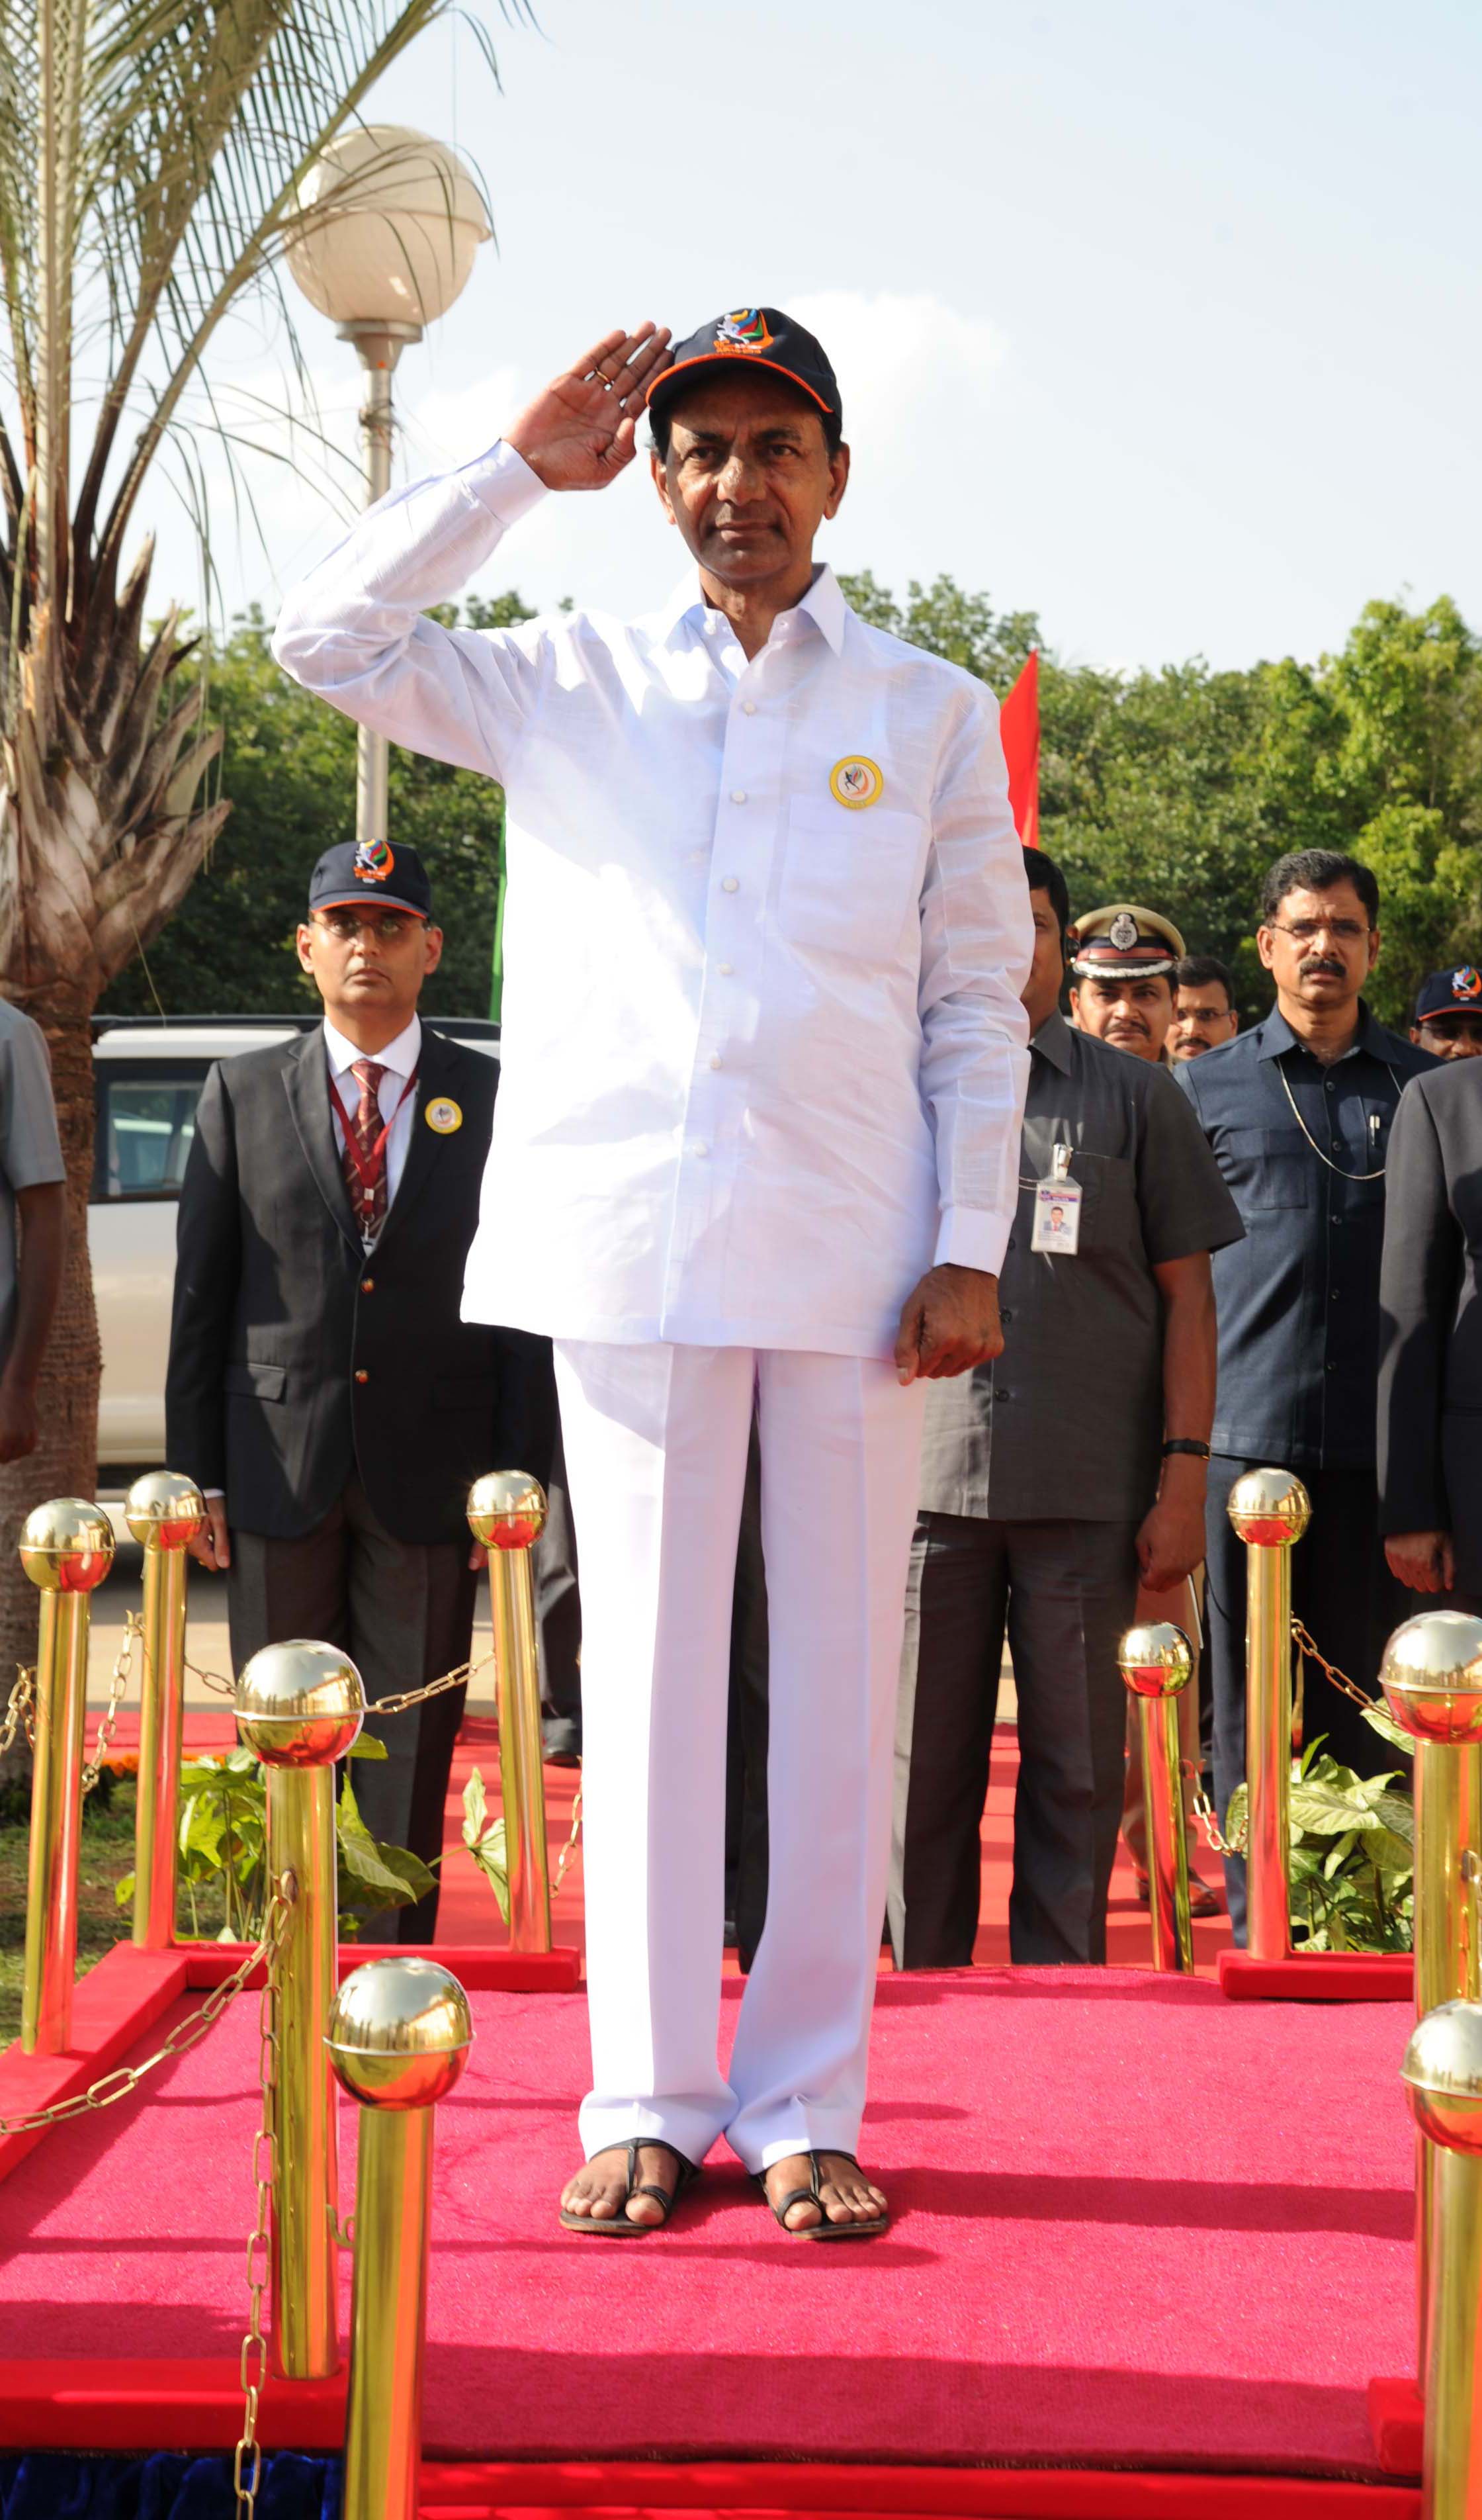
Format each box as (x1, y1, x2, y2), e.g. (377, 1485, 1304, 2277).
(322, 1012, 421, 1209)
(273, 443, 1033, 1357)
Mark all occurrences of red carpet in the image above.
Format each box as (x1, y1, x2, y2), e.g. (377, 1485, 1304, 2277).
(0, 1969, 1411, 2476)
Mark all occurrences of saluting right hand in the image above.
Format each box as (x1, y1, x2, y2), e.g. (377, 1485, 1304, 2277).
(505, 325, 673, 492)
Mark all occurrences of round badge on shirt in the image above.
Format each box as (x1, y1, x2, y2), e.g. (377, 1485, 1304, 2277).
(829, 756, 884, 809)
(425, 1097, 462, 1134)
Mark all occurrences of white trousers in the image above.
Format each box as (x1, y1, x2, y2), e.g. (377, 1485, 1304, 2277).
(553, 1340, 927, 2175)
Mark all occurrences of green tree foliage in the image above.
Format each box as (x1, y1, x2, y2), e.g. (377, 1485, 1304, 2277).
(101, 592, 536, 1022)
(839, 576, 1482, 1025)
(105, 582, 1482, 1033)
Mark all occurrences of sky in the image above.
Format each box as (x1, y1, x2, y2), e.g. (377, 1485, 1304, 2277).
(125, 0, 1481, 674)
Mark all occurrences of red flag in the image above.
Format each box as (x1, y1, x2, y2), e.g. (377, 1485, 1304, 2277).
(1000, 650, 1040, 847)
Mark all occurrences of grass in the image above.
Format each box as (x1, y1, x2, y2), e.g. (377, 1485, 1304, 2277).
(0, 1776, 226, 2049)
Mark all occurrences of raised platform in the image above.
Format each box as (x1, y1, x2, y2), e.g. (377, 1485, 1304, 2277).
(0, 1968, 1417, 2490)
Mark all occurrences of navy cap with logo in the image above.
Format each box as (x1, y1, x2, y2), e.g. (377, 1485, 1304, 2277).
(646, 307, 841, 431)
(308, 839, 433, 922)
(1415, 964, 1482, 1022)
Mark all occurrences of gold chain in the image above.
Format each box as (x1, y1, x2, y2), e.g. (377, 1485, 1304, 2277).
(80, 1610, 142, 1798)
(0, 1665, 35, 1757)
(235, 1873, 294, 2519)
(1291, 1616, 1381, 1713)
(1186, 1760, 1248, 1859)
(185, 1656, 237, 1700)
(0, 1877, 294, 2136)
(552, 1783, 582, 1891)
(372, 1649, 496, 1719)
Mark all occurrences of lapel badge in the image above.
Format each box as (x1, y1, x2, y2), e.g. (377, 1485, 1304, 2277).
(829, 756, 883, 809)
(425, 1097, 462, 1135)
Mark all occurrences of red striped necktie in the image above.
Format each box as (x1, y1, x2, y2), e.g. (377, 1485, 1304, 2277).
(342, 1058, 388, 1239)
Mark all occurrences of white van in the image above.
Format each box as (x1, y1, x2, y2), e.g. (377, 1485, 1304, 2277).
(90, 1014, 501, 1478)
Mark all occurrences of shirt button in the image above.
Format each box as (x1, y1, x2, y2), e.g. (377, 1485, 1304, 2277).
(718, 961, 734, 976)
(741, 700, 756, 715)
(1000, 1309, 1012, 1325)
(693, 1142, 710, 1159)
(709, 1054, 723, 1070)
(1007, 1236, 1016, 1251)
(722, 877, 739, 893)
(355, 1369, 369, 1385)
(361, 1277, 374, 1294)
(731, 789, 748, 805)
(996, 1388, 1014, 1402)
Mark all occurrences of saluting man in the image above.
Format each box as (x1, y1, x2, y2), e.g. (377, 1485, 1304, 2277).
(273, 310, 1032, 2238)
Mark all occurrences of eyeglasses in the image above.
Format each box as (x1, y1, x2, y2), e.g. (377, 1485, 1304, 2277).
(312, 911, 418, 944)
(1265, 919, 1372, 946)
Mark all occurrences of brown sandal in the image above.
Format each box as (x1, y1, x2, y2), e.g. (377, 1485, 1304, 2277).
(755, 2149, 889, 2241)
(559, 2138, 697, 2237)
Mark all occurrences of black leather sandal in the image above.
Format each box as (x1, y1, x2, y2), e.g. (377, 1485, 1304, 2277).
(559, 2138, 698, 2237)
(755, 2149, 889, 2241)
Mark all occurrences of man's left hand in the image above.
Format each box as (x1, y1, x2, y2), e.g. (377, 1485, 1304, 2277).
(1135, 1485, 1207, 1593)
(894, 1265, 1004, 1384)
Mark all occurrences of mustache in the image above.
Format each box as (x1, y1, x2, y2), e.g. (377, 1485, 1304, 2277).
(1298, 958, 1346, 979)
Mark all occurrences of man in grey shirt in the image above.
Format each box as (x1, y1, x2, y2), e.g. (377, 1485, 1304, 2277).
(0, 1000, 66, 1464)
(890, 850, 1244, 1966)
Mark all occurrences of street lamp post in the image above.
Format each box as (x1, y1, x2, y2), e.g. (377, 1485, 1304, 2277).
(285, 124, 490, 861)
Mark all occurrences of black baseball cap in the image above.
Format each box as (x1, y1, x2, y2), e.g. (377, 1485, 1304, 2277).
(646, 307, 841, 429)
(308, 840, 433, 921)
(1415, 964, 1482, 1021)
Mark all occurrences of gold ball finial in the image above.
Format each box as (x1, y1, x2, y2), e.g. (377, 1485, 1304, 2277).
(1403, 2001, 1482, 2155)
(467, 1470, 547, 1552)
(1227, 1467, 1312, 1548)
(1380, 1611, 1482, 1746)
(19, 1498, 115, 1594)
(327, 1958, 474, 2110)
(1118, 1621, 1195, 1699)
(235, 1639, 365, 1766)
(124, 1470, 206, 1552)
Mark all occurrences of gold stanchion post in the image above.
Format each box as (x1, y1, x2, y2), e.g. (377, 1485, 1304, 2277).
(468, 1472, 552, 1953)
(1119, 1621, 1196, 1973)
(236, 1640, 365, 2380)
(125, 1472, 205, 1949)
(329, 1958, 473, 2520)
(1381, 1610, 1482, 2390)
(1227, 1468, 1311, 1963)
(1403, 1999, 1482, 2515)
(19, 1499, 114, 2055)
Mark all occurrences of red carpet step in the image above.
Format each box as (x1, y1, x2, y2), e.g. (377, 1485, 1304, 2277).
(0, 1969, 1412, 2477)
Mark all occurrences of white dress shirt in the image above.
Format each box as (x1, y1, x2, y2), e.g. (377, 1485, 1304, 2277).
(274, 443, 1032, 1357)
(322, 1012, 421, 1208)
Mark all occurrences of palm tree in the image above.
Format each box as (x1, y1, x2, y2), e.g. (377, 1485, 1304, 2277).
(0, 0, 516, 1685)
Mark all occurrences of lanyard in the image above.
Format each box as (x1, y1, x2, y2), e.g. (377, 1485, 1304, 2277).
(329, 1067, 419, 1216)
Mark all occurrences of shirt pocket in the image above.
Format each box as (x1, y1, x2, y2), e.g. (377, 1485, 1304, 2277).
(776, 798, 925, 964)
(1223, 1124, 1310, 1208)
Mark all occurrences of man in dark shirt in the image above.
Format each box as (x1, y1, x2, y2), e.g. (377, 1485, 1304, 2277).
(1172, 848, 1436, 1941)
(890, 849, 1243, 1967)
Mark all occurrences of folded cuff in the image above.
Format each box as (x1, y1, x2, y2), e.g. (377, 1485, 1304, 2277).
(465, 438, 549, 529)
(933, 1205, 1010, 1277)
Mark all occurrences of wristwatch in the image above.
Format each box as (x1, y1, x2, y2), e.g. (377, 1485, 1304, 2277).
(1162, 1439, 1211, 1461)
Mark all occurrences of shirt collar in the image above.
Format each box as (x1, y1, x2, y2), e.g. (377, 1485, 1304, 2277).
(654, 561, 846, 658)
(1030, 1009, 1073, 1073)
(1256, 999, 1385, 1064)
(322, 1012, 421, 1081)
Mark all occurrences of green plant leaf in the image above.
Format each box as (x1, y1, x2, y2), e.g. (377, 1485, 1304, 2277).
(1363, 1703, 1416, 1757)
(336, 1776, 419, 1903)
(461, 1766, 509, 1922)
(348, 1735, 388, 1760)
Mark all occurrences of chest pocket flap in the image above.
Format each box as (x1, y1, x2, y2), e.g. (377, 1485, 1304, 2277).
(777, 797, 926, 964)
(1223, 1124, 1310, 1208)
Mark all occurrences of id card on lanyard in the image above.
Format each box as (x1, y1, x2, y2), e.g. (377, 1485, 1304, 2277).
(330, 1068, 419, 1245)
(1030, 1141, 1082, 1255)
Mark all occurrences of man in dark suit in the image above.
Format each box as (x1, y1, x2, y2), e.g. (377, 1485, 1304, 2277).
(166, 840, 550, 1939)
(1379, 1056, 1482, 1610)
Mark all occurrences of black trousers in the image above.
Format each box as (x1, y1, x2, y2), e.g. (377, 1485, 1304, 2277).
(726, 1423, 770, 1969)
(1205, 1455, 1411, 1944)
(890, 1513, 1141, 1967)
(228, 1476, 476, 1944)
(534, 1418, 582, 1756)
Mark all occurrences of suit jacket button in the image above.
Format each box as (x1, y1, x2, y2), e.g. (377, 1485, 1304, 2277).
(355, 1369, 369, 1384)
(361, 1278, 374, 1293)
